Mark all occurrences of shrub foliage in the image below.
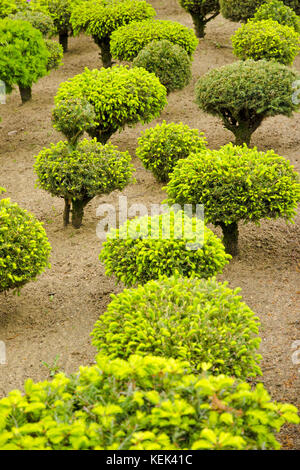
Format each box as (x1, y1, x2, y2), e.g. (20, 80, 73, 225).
(252, 0, 300, 33)
(220, 0, 300, 22)
(45, 39, 63, 71)
(178, 0, 220, 37)
(136, 120, 207, 182)
(9, 9, 54, 36)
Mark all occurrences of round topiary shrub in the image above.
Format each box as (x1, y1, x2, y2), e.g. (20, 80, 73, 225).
(195, 59, 300, 146)
(52, 98, 97, 147)
(9, 9, 54, 36)
(70, 0, 156, 68)
(45, 39, 63, 71)
(0, 196, 51, 293)
(132, 40, 192, 94)
(220, 0, 300, 22)
(110, 19, 198, 61)
(91, 276, 262, 378)
(0, 18, 49, 103)
(252, 0, 300, 33)
(165, 143, 300, 256)
(178, 0, 220, 37)
(100, 210, 231, 286)
(136, 120, 207, 182)
(0, 354, 298, 450)
(54, 65, 167, 144)
(34, 139, 135, 228)
(232, 19, 300, 65)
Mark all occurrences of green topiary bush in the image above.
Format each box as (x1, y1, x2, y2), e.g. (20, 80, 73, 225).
(132, 40, 192, 95)
(178, 0, 220, 37)
(220, 0, 300, 22)
(165, 143, 300, 256)
(52, 98, 97, 147)
(252, 0, 300, 33)
(0, 196, 51, 293)
(34, 139, 135, 228)
(232, 19, 300, 65)
(0, 354, 298, 450)
(0, 18, 49, 103)
(195, 59, 300, 146)
(54, 65, 167, 144)
(91, 276, 262, 378)
(70, 0, 156, 68)
(9, 9, 54, 36)
(45, 39, 63, 71)
(136, 120, 207, 182)
(100, 210, 230, 286)
(110, 19, 198, 61)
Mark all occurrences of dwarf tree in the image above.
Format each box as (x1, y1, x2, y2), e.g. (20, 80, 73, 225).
(178, 0, 220, 37)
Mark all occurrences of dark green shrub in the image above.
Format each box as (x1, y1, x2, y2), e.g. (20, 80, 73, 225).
(136, 120, 207, 182)
(0, 354, 298, 450)
(232, 19, 300, 65)
(178, 0, 220, 37)
(252, 0, 300, 33)
(0, 196, 51, 293)
(92, 276, 262, 378)
(220, 0, 300, 22)
(110, 19, 198, 61)
(52, 98, 97, 147)
(70, 0, 156, 68)
(195, 59, 300, 146)
(45, 39, 63, 70)
(100, 210, 230, 287)
(9, 9, 54, 36)
(132, 40, 192, 94)
(166, 143, 300, 255)
(54, 65, 167, 144)
(34, 139, 135, 228)
(0, 18, 49, 103)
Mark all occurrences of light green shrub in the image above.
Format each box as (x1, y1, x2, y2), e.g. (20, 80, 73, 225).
(92, 276, 262, 378)
(178, 0, 220, 37)
(0, 197, 51, 293)
(136, 120, 207, 182)
(45, 39, 63, 70)
(252, 0, 300, 33)
(220, 0, 300, 22)
(110, 19, 198, 61)
(9, 9, 54, 36)
(0, 354, 298, 450)
(165, 143, 300, 255)
(132, 40, 192, 95)
(34, 139, 135, 228)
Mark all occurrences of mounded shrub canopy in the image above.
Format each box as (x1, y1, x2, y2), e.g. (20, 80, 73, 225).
(54, 66, 167, 144)
(166, 143, 300, 255)
(0, 197, 51, 293)
(110, 19, 198, 61)
(45, 39, 63, 71)
(220, 0, 300, 22)
(179, 0, 220, 37)
(195, 59, 300, 146)
(92, 276, 262, 378)
(100, 210, 230, 286)
(0, 354, 298, 450)
(9, 9, 54, 36)
(252, 0, 300, 33)
(133, 40, 192, 95)
(136, 120, 207, 182)
(232, 19, 300, 65)
(34, 139, 135, 228)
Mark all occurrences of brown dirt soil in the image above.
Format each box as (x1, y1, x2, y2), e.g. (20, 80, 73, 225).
(0, 0, 299, 449)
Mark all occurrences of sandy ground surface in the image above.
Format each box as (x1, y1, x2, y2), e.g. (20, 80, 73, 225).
(0, 0, 299, 449)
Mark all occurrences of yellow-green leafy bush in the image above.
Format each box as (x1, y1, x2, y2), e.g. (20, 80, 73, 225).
(54, 66, 167, 144)
(165, 143, 300, 255)
(132, 40, 192, 95)
(178, 0, 220, 37)
(110, 19, 198, 61)
(91, 276, 262, 378)
(136, 120, 207, 182)
(220, 0, 300, 22)
(232, 19, 300, 65)
(9, 9, 54, 36)
(100, 210, 230, 286)
(34, 139, 135, 228)
(0, 354, 298, 450)
(252, 0, 300, 33)
(70, 0, 156, 67)
(0, 197, 51, 293)
(45, 39, 63, 70)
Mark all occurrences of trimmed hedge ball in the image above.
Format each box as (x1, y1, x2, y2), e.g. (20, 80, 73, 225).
(110, 19, 198, 61)
(91, 276, 262, 378)
(0, 197, 51, 293)
(232, 19, 300, 65)
(9, 9, 55, 37)
(136, 120, 207, 182)
(100, 210, 231, 287)
(252, 0, 300, 33)
(220, 0, 300, 22)
(132, 40, 192, 94)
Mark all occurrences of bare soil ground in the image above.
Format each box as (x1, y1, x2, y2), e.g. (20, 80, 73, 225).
(0, 0, 299, 449)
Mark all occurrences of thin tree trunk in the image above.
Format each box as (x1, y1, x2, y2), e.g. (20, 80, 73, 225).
(63, 198, 71, 227)
(19, 86, 32, 104)
(59, 32, 68, 53)
(88, 126, 115, 144)
(233, 124, 253, 147)
(219, 222, 239, 256)
(190, 12, 206, 38)
(94, 37, 112, 68)
(71, 198, 91, 229)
